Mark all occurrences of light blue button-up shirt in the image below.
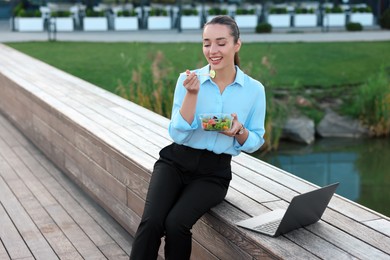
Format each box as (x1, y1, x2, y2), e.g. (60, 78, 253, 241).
(168, 65, 266, 156)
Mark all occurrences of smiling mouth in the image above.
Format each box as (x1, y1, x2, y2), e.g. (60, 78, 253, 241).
(210, 57, 222, 61)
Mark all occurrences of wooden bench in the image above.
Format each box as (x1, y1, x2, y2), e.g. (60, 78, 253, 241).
(1, 43, 389, 259)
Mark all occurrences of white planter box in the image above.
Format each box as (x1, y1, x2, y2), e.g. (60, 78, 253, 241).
(268, 14, 291, 27)
(323, 13, 346, 26)
(148, 16, 171, 30)
(14, 17, 44, 31)
(235, 15, 258, 28)
(54, 17, 74, 31)
(350, 13, 374, 26)
(181, 16, 201, 29)
(83, 17, 108, 31)
(294, 14, 317, 27)
(114, 17, 138, 30)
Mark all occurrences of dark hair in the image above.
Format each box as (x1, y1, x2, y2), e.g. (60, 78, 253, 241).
(204, 15, 241, 67)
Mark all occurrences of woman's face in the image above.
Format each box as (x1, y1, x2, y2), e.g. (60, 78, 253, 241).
(202, 23, 241, 71)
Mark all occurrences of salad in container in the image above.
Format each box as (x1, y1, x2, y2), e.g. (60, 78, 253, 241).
(199, 113, 233, 132)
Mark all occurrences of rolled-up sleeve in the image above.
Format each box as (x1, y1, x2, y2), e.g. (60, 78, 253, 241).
(168, 75, 198, 144)
(233, 83, 266, 153)
(169, 110, 198, 144)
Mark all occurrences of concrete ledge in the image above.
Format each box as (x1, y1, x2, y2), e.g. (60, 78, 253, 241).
(1, 43, 389, 259)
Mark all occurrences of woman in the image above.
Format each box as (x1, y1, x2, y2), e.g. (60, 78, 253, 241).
(130, 15, 266, 260)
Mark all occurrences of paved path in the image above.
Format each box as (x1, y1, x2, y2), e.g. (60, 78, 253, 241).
(0, 112, 133, 259)
(1, 19, 390, 43)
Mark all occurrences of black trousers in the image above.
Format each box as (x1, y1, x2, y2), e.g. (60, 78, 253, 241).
(130, 143, 232, 260)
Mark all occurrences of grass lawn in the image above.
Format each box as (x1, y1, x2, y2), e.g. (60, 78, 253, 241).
(6, 41, 390, 93)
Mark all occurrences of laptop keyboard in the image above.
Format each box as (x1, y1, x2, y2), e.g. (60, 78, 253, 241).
(253, 219, 282, 234)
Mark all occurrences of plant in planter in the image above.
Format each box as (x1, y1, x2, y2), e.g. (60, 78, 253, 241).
(13, 8, 44, 31)
(235, 8, 257, 29)
(294, 7, 317, 27)
(236, 8, 255, 15)
(268, 7, 290, 27)
(181, 8, 200, 30)
(118, 10, 137, 17)
(208, 7, 228, 16)
(114, 9, 138, 30)
(269, 7, 288, 14)
(323, 5, 346, 26)
(350, 6, 373, 26)
(51, 10, 74, 31)
(182, 8, 198, 16)
(83, 9, 108, 31)
(207, 7, 228, 22)
(148, 8, 171, 30)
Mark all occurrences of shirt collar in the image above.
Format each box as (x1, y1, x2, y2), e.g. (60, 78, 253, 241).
(199, 65, 245, 87)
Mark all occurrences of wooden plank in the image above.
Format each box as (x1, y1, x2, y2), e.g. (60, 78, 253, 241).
(283, 227, 353, 259)
(0, 201, 32, 260)
(45, 203, 107, 259)
(0, 238, 10, 260)
(306, 221, 389, 259)
(192, 218, 254, 260)
(365, 219, 390, 237)
(322, 209, 390, 255)
(14, 146, 130, 259)
(229, 174, 279, 204)
(0, 175, 58, 259)
(231, 161, 298, 200)
(27, 142, 134, 254)
(209, 202, 317, 259)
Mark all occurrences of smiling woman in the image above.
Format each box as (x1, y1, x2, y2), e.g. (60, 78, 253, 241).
(129, 15, 267, 260)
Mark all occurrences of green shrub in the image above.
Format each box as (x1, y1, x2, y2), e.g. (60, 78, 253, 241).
(351, 6, 372, 13)
(182, 9, 198, 16)
(12, 3, 23, 16)
(269, 7, 288, 14)
(117, 10, 136, 17)
(325, 6, 343, 13)
(149, 8, 168, 16)
(51, 11, 71, 17)
(256, 22, 272, 33)
(346, 22, 363, 31)
(85, 9, 105, 17)
(379, 8, 390, 29)
(208, 7, 228, 15)
(295, 8, 315, 14)
(16, 9, 41, 17)
(236, 8, 255, 15)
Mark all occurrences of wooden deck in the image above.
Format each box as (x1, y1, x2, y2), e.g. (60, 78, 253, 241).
(0, 112, 133, 260)
(1, 43, 390, 259)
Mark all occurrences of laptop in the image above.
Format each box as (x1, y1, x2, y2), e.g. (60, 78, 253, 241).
(236, 182, 339, 237)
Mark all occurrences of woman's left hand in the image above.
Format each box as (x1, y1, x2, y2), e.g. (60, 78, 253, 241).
(221, 113, 242, 137)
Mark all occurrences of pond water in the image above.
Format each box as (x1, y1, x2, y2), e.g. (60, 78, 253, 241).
(253, 137, 390, 217)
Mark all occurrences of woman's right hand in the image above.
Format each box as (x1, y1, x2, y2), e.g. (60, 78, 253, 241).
(183, 70, 200, 95)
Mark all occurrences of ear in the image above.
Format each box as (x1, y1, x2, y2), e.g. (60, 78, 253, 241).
(235, 39, 242, 53)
